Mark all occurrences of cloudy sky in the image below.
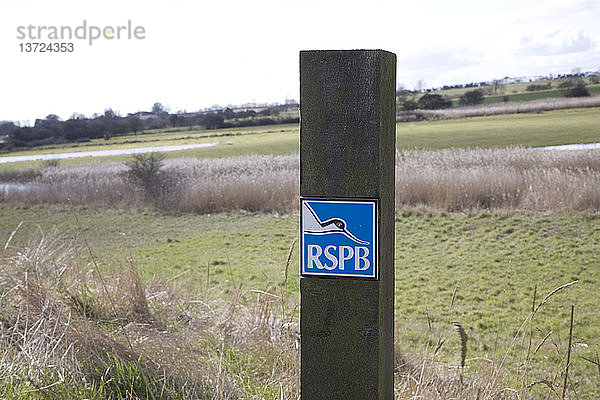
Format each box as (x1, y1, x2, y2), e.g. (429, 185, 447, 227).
(1, 0, 599, 123)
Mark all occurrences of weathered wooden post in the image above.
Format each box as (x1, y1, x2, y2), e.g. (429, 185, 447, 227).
(300, 50, 396, 399)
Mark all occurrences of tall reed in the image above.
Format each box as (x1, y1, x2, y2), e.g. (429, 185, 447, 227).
(2, 148, 600, 213)
(395, 147, 600, 211)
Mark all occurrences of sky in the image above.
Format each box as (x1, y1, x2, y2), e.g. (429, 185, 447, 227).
(1, 0, 599, 124)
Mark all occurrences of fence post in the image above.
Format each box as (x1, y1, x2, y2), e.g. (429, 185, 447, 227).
(300, 49, 396, 399)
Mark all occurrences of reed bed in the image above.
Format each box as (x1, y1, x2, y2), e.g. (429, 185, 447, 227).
(0, 154, 299, 214)
(397, 95, 600, 121)
(1, 147, 600, 213)
(396, 147, 600, 211)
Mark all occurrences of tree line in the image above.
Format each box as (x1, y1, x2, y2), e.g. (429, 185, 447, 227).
(0, 103, 299, 151)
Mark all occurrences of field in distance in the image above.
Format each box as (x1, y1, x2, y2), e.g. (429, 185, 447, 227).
(396, 106, 600, 149)
(424, 77, 600, 104)
(1, 107, 600, 169)
(2, 104, 600, 398)
(0, 124, 300, 167)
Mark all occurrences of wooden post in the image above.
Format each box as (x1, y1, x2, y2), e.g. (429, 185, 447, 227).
(300, 50, 396, 399)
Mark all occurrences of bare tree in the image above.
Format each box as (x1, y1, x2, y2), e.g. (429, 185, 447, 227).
(415, 79, 426, 93)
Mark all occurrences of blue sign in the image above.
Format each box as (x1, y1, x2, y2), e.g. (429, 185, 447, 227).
(301, 198, 378, 279)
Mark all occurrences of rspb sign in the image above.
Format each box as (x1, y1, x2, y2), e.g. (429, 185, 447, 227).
(301, 198, 378, 279)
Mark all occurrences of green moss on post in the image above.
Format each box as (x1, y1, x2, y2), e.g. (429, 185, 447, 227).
(300, 50, 396, 399)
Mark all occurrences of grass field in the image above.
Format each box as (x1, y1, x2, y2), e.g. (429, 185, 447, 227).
(1, 207, 599, 398)
(0, 125, 300, 169)
(426, 77, 600, 99)
(2, 104, 600, 398)
(396, 107, 600, 149)
(482, 84, 600, 104)
(2, 107, 600, 174)
(444, 85, 600, 106)
(0, 207, 299, 292)
(2, 125, 296, 155)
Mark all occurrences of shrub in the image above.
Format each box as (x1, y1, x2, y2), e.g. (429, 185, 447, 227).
(42, 159, 60, 170)
(558, 76, 584, 89)
(125, 152, 171, 200)
(400, 99, 417, 111)
(458, 89, 484, 106)
(526, 83, 552, 91)
(557, 81, 572, 88)
(564, 84, 590, 97)
(417, 94, 452, 110)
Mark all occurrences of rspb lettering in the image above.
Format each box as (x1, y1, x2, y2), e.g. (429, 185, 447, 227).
(301, 198, 378, 278)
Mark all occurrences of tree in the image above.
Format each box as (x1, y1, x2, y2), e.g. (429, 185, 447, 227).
(63, 118, 90, 141)
(0, 121, 17, 136)
(125, 152, 171, 200)
(152, 102, 166, 115)
(559, 75, 584, 89)
(199, 113, 224, 129)
(169, 113, 181, 127)
(223, 108, 235, 119)
(417, 94, 452, 110)
(127, 115, 143, 136)
(400, 99, 417, 111)
(35, 114, 61, 128)
(184, 114, 197, 130)
(104, 108, 118, 119)
(69, 112, 86, 120)
(458, 89, 484, 106)
(564, 84, 590, 97)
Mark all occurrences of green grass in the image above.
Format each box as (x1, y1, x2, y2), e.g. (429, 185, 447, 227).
(0, 207, 300, 294)
(413, 80, 600, 108)
(2, 107, 600, 175)
(2, 106, 600, 173)
(394, 211, 600, 391)
(479, 84, 600, 104)
(0, 124, 299, 169)
(426, 78, 600, 99)
(3, 124, 295, 154)
(1, 206, 599, 395)
(0, 353, 211, 400)
(396, 107, 600, 149)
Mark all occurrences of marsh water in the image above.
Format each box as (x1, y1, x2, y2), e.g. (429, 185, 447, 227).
(0, 142, 228, 164)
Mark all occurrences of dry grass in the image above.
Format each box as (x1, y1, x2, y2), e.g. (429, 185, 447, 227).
(397, 95, 600, 121)
(165, 155, 298, 213)
(0, 229, 301, 399)
(0, 154, 299, 214)
(394, 353, 518, 399)
(2, 228, 573, 399)
(392, 278, 584, 400)
(2, 147, 600, 214)
(396, 147, 600, 212)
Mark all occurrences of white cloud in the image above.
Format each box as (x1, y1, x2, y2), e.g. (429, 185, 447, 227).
(1, 0, 599, 122)
(399, 47, 484, 72)
(520, 30, 595, 56)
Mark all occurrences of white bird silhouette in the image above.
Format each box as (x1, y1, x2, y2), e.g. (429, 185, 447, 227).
(302, 202, 370, 245)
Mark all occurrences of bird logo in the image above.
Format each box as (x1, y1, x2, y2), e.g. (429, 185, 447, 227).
(302, 201, 370, 245)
